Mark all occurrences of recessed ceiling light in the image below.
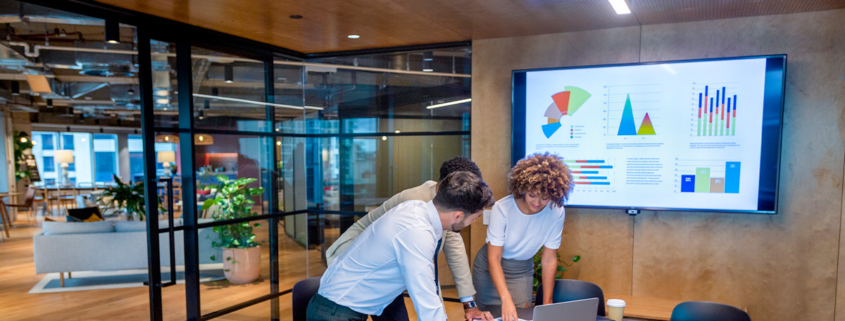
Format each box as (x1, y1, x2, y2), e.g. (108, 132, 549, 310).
(608, 0, 631, 14)
(348, 35, 360, 39)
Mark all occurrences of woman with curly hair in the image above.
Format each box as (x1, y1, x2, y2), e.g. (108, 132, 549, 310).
(471, 153, 574, 320)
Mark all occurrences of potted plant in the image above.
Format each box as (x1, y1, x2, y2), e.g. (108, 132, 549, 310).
(202, 175, 264, 284)
(533, 249, 581, 293)
(102, 175, 147, 221)
(13, 131, 34, 182)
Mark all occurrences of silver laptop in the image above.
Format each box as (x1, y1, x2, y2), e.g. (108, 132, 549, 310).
(530, 297, 599, 321)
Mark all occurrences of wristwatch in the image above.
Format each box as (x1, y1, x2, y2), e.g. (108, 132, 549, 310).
(463, 301, 477, 310)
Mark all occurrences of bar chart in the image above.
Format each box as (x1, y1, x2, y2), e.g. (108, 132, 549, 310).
(678, 160, 741, 194)
(565, 159, 614, 187)
(695, 85, 737, 136)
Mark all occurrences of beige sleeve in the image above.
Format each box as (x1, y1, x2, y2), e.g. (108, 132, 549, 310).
(324, 189, 410, 265)
(442, 230, 476, 298)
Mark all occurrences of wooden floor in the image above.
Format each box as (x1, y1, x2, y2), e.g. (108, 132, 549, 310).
(0, 212, 466, 320)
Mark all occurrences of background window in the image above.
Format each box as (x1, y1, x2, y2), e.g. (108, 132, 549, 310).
(41, 134, 54, 150)
(43, 156, 55, 172)
(62, 134, 74, 149)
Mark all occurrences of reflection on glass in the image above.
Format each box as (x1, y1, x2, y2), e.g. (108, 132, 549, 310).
(337, 135, 468, 212)
(193, 48, 268, 132)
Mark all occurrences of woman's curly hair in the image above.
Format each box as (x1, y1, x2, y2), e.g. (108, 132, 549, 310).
(509, 153, 574, 207)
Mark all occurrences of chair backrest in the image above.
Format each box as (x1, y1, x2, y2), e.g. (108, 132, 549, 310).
(535, 279, 606, 316)
(292, 277, 321, 321)
(670, 301, 750, 321)
(22, 188, 36, 206)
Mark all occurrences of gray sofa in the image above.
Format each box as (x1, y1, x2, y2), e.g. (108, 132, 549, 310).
(33, 219, 222, 280)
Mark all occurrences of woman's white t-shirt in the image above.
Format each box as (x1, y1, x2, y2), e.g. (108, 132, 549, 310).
(485, 195, 566, 261)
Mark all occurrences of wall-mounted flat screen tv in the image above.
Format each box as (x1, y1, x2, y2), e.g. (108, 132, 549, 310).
(511, 55, 785, 214)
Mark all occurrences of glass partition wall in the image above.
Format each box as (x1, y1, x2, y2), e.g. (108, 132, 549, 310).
(155, 45, 471, 319)
(0, 0, 470, 319)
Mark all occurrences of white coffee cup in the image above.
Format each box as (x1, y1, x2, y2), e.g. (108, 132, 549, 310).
(607, 299, 626, 321)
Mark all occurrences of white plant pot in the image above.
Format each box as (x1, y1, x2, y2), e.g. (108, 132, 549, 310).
(223, 246, 261, 284)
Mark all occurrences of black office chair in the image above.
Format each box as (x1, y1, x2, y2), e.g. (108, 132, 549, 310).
(292, 277, 321, 321)
(670, 301, 750, 321)
(535, 279, 606, 316)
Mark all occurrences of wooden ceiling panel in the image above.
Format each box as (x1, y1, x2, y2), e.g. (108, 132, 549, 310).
(94, 0, 845, 54)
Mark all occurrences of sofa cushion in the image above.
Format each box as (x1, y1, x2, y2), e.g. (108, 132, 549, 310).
(114, 221, 147, 232)
(42, 221, 115, 235)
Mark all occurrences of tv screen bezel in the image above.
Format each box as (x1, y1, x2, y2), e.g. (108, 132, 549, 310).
(510, 54, 786, 214)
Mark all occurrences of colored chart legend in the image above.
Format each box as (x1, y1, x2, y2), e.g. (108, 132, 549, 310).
(697, 85, 737, 136)
(618, 94, 656, 136)
(680, 161, 741, 194)
(542, 87, 591, 138)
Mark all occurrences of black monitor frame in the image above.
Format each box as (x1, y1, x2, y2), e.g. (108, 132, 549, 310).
(511, 55, 786, 214)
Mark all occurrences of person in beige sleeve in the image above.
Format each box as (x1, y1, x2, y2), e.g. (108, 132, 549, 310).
(325, 156, 492, 321)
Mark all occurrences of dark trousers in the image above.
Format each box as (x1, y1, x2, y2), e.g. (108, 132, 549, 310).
(371, 294, 409, 321)
(306, 293, 409, 321)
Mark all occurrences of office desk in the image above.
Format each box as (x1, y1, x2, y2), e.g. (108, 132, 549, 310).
(603, 294, 682, 321)
(484, 305, 622, 321)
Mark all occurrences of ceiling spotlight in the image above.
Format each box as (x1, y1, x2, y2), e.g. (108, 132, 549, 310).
(382, 136, 387, 141)
(105, 19, 120, 44)
(156, 98, 170, 105)
(608, 0, 631, 14)
(224, 64, 234, 83)
(155, 89, 169, 97)
(59, 28, 67, 37)
(128, 87, 135, 95)
(46, 99, 53, 108)
(276, 140, 281, 146)
(11, 81, 19, 95)
(198, 110, 205, 120)
(347, 35, 360, 39)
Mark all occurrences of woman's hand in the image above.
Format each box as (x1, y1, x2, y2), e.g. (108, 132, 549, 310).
(500, 299, 519, 321)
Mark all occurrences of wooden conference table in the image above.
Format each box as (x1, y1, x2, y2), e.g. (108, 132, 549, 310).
(483, 294, 682, 321)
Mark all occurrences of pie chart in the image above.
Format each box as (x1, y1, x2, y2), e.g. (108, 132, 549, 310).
(542, 86, 591, 138)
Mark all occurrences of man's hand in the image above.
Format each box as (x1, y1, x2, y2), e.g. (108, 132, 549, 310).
(465, 307, 494, 321)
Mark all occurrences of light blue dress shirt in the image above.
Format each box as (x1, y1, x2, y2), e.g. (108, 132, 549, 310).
(317, 200, 447, 321)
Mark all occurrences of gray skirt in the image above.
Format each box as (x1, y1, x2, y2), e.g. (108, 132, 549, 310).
(472, 244, 534, 309)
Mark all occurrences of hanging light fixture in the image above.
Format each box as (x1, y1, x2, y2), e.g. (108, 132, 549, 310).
(128, 87, 135, 95)
(11, 81, 19, 95)
(198, 109, 205, 120)
(105, 20, 120, 44)
(204, 100, 210, 109)
(155, 134, 180, 143)
(194, 134, 214, 145)
(46, 99, 53, 108)
(224, 64, 234, 83)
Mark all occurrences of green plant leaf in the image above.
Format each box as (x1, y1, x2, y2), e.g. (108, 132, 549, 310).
(217, 175, 230, 183)
(572, 255, 581, 262)
(202, 198, 216, 210)
(210, 255, 216, 261)
(226, 256, 231, 261)
(254, 223, 261, 227)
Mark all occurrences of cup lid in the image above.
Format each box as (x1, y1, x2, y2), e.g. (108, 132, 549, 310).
(607, 299, 626, 307)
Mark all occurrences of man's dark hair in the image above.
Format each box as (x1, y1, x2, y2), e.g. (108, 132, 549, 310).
(439, 156, 483, 182)
(433, 171, 495, 215)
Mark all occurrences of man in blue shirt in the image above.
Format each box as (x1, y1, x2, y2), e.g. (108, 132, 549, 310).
(307, 171, 495, 321)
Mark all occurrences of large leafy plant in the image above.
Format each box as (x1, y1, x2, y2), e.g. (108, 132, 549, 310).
(533, 249, 581, 293)
(102, 175, 147, 221)
(13, 131, 34, 181)
(202, 176, 264, 249)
